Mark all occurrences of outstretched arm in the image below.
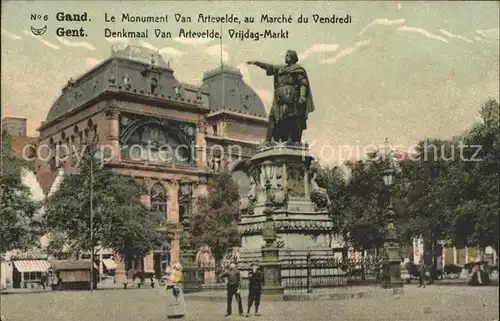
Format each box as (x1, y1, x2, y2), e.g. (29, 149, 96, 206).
(247, 61, 276, 75)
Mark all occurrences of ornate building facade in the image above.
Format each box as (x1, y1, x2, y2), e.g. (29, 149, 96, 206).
(34, 45, 268, 272)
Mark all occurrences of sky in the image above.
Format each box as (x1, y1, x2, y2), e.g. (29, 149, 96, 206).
(1, 1, 499, 165)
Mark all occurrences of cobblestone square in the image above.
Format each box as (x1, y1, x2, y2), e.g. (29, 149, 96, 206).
(1, 285, 498, 321)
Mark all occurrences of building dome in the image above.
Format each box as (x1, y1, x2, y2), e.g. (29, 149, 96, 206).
(44, 45, 182, 124)
(200, 65, 267, 118)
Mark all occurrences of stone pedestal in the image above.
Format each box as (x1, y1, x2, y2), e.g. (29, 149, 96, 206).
(261, 246, 284, 299)
(237, 142, 337, 284)
(381, 242, 403, 291)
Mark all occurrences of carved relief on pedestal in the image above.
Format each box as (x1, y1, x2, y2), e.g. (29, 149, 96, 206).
(286, 163, 305, 198)
(309, 170, 332, 212)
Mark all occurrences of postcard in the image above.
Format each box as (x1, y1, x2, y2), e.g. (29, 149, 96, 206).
(1, 1, 499, 321)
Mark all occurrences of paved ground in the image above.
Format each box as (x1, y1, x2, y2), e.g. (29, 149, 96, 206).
(1, 284, 498, 321)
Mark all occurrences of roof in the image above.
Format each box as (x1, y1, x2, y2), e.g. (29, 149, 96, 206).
(13, 260, 50, 272)
(43, 45, 268, 126)
(200, 64, 267, 118)
(51, 259, 97, 270)
(43, 45, 210, 125)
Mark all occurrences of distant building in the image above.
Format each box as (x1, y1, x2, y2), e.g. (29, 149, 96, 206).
(32, 45, 268, 276)
(2, 117, 27, 137)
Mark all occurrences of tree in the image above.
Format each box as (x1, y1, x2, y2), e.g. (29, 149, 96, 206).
(313, 164, 347, 228)
(188, 171, 240, 268)
(0, 131, 41, 253)
(340, 156, 393, 251)
(43, 144, 164, 261)
(444, 100, 499, 255)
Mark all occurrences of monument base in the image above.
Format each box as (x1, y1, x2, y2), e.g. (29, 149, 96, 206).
(261, 246, 284, 299)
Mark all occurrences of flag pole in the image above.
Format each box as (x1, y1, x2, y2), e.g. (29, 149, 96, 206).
(220, 23, 225, 108)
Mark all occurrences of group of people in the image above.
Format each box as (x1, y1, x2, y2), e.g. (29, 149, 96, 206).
(220, 262, 263, 317)
(164, 262, 263, 319)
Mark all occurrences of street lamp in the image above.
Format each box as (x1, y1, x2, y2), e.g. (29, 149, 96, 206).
(381, 168, 396, 188)
(380, 162, 402, 290)
(261, 161, 275, 247)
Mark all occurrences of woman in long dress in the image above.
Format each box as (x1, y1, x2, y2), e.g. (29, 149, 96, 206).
(166, 263, 186, 319)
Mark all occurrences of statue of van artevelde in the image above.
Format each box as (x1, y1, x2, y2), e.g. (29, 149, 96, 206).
(247, 50, 315, 143)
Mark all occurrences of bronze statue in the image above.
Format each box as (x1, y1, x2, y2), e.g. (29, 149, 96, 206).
(247, 50, 315, 143)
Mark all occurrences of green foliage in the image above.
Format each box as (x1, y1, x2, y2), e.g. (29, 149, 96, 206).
(188, 171, 240, 264)
(444, 100, 499, 249)
(43, 144, 164, 260)
(398, 100, 499, 251)
(397, 139, 456, 243)
(0, 132, 41, 253)
(313, 164, 346, 220)
(341, 157, 394, 250)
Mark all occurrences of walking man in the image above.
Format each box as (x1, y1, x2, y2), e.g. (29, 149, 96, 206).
(418, 259, 426, 288)
(220, 263, 244, 317)
(246, 263, 263, 317)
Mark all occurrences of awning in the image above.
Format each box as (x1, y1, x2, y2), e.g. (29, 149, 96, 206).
(13, 260, 50, 273)
(102, 259, 117, 270)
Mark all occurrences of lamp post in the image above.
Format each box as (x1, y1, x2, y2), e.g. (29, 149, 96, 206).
(261, 161, 276, 247)
(380, 166, 403, 290)
(89, 138, 101, 292)
(259, 161, 283, 298)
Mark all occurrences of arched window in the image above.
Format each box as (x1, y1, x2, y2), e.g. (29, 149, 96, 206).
(150, 183, 167, 222)
(178, 183, 192, 223)
(121, 124, 191, 164)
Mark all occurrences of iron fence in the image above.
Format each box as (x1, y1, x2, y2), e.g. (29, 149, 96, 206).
(282, 257, 383, 292)
(182, 256, 384, 294)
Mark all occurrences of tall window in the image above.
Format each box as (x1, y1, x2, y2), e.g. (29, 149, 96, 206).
(151, 183, 167, 223)
(178, 183, 192, 223)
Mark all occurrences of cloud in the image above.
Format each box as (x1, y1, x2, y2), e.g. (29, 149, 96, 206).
(137, 41, 158, 51)
(476, 28, 499, 42)
(237, 63, 273, 109)
(104, 37, 129, 44)
(204, 44, 228, 62)
(173, 37, 213, 46)
(320, 39, 371, 64)
(85, 57, 103, 67)
(300, 44, 339, 60)
(474, 36, 489, 43)
(57, 37, 96, 51)
(1, 28, 22, 40)
(137, 41, 184, 58)
(358, 18, 405, 36)
(439, 29, 474, 43)
(22, 30, 60, 49)
(159, 47, 183, 58)
(397, 26, 449, 43)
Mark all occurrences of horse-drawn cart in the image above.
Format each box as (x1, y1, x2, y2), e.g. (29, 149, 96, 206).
(116, 258, 157, 289)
